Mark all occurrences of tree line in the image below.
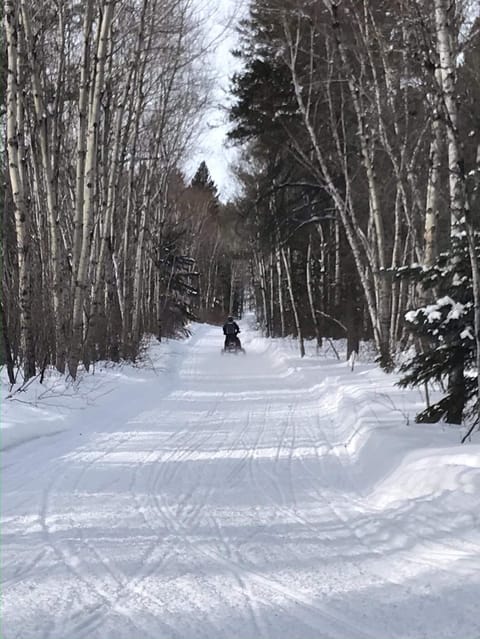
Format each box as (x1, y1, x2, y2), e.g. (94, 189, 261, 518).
(3, 0, 479, 428)
(228, 0, 480, 426)
(3, 0, 244, 383)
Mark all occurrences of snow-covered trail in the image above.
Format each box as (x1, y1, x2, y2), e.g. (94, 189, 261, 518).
(3, 322, 480, 639)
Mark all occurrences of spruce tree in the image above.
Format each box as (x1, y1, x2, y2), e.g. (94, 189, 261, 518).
(191, 161, 217, 197)
(398, 233, 480, 426)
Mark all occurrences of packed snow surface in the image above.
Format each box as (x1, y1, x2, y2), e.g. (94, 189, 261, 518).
(2, 321, 480, 639)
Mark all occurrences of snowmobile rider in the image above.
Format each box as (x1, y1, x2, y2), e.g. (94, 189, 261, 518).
(223, 316, 241, 349)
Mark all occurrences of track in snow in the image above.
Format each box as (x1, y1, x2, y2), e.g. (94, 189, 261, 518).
(3, 322, 480, 639)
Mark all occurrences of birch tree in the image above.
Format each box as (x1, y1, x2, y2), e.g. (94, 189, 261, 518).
(19, 0, 66, 371)
(4, 0, 36, 379)
(69, 0, 116, 378)
(3, 0, 221, 378)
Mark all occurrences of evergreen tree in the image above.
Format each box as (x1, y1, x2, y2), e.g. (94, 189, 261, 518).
(398, 233, 480, 426)
(151, 226, 198, 341)
(191, 161, 218, 197)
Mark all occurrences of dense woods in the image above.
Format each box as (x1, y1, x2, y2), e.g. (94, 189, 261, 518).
(228, 0, 480, 426)
(3, 0, 241, 382)
(3, 0, 479, 428)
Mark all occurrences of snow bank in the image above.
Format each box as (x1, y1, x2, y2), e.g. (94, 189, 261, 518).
(1, 403, 69, 451)
(2, 324, 478, 466)
(261, 335, 480, 538)
(0, 335, 191, 451)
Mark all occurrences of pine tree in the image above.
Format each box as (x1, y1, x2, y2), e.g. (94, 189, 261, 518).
(228, 1, 299, 147)
(398, 233, 480, 426)
(191, 161, 217, 197)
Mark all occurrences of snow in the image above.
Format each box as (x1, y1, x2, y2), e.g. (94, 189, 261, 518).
(1, 402, 68, 450)
(404, 309, 417, 323)
(447, 302, 469, 320)
(405, 297, 472, 326)
(461, 326, 475, 340)
(2, 320, 480, 639)
(427, 308, 442, 322)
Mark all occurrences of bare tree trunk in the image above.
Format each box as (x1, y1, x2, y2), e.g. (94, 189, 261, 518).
(434, 0, 479, 422)
(282, 15, 392, 368)
(424, 109, 443, 267)
(121, 74, 147, 350)
(266, 254, 272, 332)
(131, 162, 166, 345)
(281, 247, 305, 357)
(434, 0, 464, 232)
(205, 235, 220, 311)
(71, 0, 94, 288)
(389, 190, 403, 348)
(131, 184, 150, 344)
(20, 0, 66, 372)
(257, 254, 270, 336)
(69, 0, 115, 378)
(306, 234, 322, 348)
(333, 217, 341, 310)
(229, 262, 237, 316)
(5, 0, 36, 379)
(276, 244, 285, 337)
(0, 301, 16, 385)
(327, 4, 392, 367)
(465, 157, 480, 426)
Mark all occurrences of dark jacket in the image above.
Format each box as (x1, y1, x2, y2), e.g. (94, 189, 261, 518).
(223, 320, 240, 336)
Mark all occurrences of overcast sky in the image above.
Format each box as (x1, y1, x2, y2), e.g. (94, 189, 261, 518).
(184, 0, 248, 202)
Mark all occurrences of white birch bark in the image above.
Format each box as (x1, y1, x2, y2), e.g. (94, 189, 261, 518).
(91, 63, 135, 325)
(334, 217, 341, 310)
(5, 0, 36, 379)
(69, 0, 115, 378)
(434, 0, 464, 231)
(276, 244, 285, 337)
(268, 253, 274, 334)
(71, 0, 94, 288)
(434, 0, 480, 422)
(424, 107, 443, 267)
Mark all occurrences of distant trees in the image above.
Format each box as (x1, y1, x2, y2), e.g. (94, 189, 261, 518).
(182, 162, 248, 322)
(229, 0, 480, 424)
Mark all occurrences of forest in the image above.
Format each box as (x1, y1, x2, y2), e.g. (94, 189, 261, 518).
(3, 0, 480, 430)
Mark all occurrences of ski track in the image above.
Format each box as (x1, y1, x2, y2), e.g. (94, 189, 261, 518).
(3, 323, 480, 639)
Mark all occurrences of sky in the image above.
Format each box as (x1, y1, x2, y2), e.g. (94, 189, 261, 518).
(184, 0, 248, 202)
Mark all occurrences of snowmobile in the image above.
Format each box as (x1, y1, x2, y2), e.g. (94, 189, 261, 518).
(221, 335, 246, 355)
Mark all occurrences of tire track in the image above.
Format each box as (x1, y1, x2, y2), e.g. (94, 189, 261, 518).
(142, 374, 378, 639)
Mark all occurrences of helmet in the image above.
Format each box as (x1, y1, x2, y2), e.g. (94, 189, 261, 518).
(227, 316, 233, 321)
